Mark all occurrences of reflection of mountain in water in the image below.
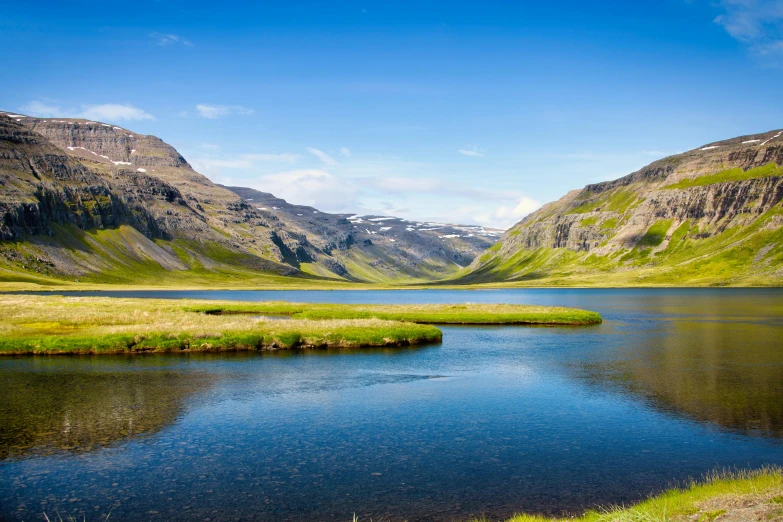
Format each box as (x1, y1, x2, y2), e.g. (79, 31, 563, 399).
(0, 361, 214, 459)
(572, 313, 783, 440)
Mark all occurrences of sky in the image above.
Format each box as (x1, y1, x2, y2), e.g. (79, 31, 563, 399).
(2, 0, 783, 229)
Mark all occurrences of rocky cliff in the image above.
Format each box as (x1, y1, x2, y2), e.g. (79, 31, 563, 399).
(460, 129, 783, 286)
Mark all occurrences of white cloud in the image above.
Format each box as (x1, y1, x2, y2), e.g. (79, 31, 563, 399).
(307, 147, 338, 165)
(19, 101, 154, 122)
(339, 147, 352, 158)
(195, 104, 255, 119)
(458, 146, 485, 157)
(151, 33, 193, 47)
(714, 0, 783, 61)
(256, 169, 358, 211)
(484, 197, 542, 229)
(80, 104, 154, 121)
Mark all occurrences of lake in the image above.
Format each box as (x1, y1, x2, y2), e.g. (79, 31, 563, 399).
(1, 289, 782, 521)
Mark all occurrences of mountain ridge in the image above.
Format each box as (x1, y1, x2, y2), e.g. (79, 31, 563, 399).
(457, 128, 783, 286)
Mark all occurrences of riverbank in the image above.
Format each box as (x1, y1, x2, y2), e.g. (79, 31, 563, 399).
(0, 296, 600, 355)
(474, 468, 783, 522)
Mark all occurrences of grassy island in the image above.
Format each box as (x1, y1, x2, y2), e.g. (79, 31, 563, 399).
(471, 468, 783, 522)
(0, 296, 600, 355)
(186, 301, 603, 325)
(0, 295, 442, 355)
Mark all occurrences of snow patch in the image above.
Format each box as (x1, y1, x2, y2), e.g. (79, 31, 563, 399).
(742, 139, 761, 144)
(700, 146, 719, 151)
(256, 207, 268, 211)
(379, 227, 391, 231)
(759, 131, 783, 147)
(136, 168, 147, 173)
(112, 161, 132, 165)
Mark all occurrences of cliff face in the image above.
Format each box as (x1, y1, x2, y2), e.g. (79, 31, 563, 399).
(462, 129, 783, 286)
(0, 118, 162, 241)
(0, 112, 497, 284)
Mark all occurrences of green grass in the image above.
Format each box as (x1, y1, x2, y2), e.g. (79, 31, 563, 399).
(570, 189, 642, 215)
(467, 468, 783, 522)
(184, 302, 603, 325)
(0, 295, 442, 355)
(665, 162, 782, 189)
(637, 219, 673, 248)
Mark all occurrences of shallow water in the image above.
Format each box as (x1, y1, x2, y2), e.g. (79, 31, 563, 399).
(1, 289, 782, 521)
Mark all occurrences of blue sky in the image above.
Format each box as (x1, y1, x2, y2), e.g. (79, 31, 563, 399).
(2, 0, 783, 228)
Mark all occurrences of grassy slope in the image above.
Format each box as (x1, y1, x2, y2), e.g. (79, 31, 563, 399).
(186, 302, 602, 325)
(470, 468, 783, 522)
(455, 189, 783, 287)
(0, 295, 442, 354)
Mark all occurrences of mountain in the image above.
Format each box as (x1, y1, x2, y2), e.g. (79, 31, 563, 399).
(0, 111, 498, 287)
(222, 186, 501, 282)
(458, 129, 783, 286)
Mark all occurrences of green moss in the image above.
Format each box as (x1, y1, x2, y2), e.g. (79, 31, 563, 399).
(665, 163, 782, 189)
(580, 216, 599, 226)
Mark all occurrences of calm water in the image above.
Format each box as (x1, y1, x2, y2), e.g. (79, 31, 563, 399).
(1, 289, 782, 521)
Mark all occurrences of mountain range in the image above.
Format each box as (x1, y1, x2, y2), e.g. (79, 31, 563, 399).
(1, 110, 781, 287)
(0, 111, 500, 287)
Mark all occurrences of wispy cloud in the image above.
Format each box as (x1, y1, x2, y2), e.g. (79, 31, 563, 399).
(339, 147, 352, 158)
(714, 0, 783, 62)
(151, 33, 193, 47)
(458, 145, 485, 157)
(20, 101, 154, 122)
(256, 169, 358, 211)
(195, 104, 255, 119)
(191, 152, 300, 172)
(307, 147, 338, 165)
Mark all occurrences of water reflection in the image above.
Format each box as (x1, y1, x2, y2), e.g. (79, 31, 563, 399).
(0, 357, 215, 459)
(567, 312, 783, 439)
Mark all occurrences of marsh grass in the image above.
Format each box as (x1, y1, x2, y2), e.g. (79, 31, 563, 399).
(184, 302, 603, 325)
(0, 295, 442, 354)
(467, 468, 783, 522)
